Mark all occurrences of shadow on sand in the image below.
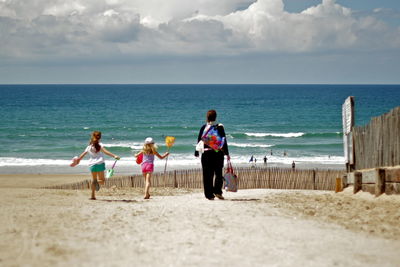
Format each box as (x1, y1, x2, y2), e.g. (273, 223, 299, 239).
(98, 199, 138, 203)
(228, 198, 261, 202)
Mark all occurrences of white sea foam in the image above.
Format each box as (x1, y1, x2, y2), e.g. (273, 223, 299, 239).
(0, 157, 73, 166)
(0, 155, 345, 175)
(230, 155, 345, 166)
(102, 142, 143, 150)
(229, 142, 273, 148)
(0, 154, 345, 168)
(245, 132, 305, 138)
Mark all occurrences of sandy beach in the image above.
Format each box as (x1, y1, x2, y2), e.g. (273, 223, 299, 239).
(1, 174, 400, 267)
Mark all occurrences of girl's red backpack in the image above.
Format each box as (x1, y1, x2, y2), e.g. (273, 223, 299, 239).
(136, 152, 143, 164)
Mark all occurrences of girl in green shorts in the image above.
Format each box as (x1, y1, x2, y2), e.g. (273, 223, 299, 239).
(75, 131, 120, 200)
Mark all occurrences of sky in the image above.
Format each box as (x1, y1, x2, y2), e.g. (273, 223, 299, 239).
(0, 0, 399, 84)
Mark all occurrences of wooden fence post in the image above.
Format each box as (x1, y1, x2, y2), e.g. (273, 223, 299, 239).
(342, 174, 347, 190)
(174, 170, 177, 188)
(335, 177, 343, 193)
(354, 171, 362, 194)
(312, 170, 316, 190)
(375, 168, 386, 197)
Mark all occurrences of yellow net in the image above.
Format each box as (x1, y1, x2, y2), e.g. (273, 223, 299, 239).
(165, 136, 176, 148)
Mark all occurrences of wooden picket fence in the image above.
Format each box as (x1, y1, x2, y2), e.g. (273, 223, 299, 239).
(44, 167, 344, 191)
(352, 106, 400, 170)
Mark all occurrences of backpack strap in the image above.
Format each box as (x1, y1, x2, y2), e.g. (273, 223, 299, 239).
(201, 124, 213, 139)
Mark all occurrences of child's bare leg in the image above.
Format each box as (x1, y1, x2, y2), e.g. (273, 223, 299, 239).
(90, 172, 97, 200)
(98, 171, 105, 185)
(144, 173, 151, 199)
(142, 173, 146, 197)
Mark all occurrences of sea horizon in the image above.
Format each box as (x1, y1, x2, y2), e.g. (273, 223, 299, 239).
(2, 83, 400, 85)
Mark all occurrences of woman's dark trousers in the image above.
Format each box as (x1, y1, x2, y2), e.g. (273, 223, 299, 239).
(201, 150, 224, 199)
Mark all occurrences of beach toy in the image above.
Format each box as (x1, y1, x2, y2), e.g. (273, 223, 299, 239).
(136, 152, 143, 165)
(164, 136, 176, 173)
(69, 156, 80, 167)
(165, 136, 176, 148)
(106, 159, 118, 179)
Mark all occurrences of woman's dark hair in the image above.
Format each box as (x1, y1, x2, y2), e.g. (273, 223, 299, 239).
(206, 110, 217, 122)
(90, 131, 102, 152)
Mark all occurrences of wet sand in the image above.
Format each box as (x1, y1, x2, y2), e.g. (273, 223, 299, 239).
(0, 174, 91, 188)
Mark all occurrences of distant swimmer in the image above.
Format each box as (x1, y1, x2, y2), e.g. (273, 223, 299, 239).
(284, 150, 287, 157)
(292, 161, 296, 170)
(270, 149, 273, 155)
(249, 155, 254, 163)
(263, 156, 267, 164)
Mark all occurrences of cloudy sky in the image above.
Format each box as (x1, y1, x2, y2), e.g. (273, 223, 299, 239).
(1, 0, 399, 84)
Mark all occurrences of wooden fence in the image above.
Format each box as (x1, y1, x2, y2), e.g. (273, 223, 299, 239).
(44, 167, 344, 191)
(352, 106, 400, 170)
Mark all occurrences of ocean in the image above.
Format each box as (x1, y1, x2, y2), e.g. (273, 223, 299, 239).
(0, 84, 399, 174)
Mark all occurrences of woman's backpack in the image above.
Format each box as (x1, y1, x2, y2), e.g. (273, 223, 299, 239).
(201, 124, 225, 152)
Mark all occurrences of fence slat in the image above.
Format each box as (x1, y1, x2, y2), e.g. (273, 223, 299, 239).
(353, 106, 400, 170)
(44, 167, 344, 192)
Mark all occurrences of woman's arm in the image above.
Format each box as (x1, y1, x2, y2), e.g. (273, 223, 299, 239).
(195, 125, 206, 157)
(197, 125, 205, 143)
(101, 147, 120, 160)
(218, 124, 230, 157)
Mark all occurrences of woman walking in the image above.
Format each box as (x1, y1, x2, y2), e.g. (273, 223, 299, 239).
(195, 110, 230, 200)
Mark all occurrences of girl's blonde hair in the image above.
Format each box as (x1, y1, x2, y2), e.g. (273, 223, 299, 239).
(142, 143, 158, 155)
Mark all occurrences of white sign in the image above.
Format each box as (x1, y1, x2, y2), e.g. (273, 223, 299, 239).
(342, 97, 352, 135)
(343, 132, 353, 164)
(342, 96, 354, 164)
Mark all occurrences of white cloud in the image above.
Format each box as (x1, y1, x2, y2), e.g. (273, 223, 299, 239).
(196, 0, 395, 52)
(302, 0, 351, 17)
(0, 0, 399, 62)
(43, 1, 86, 16)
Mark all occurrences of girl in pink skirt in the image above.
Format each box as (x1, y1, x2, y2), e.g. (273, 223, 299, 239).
(135, 137, 169, 199)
